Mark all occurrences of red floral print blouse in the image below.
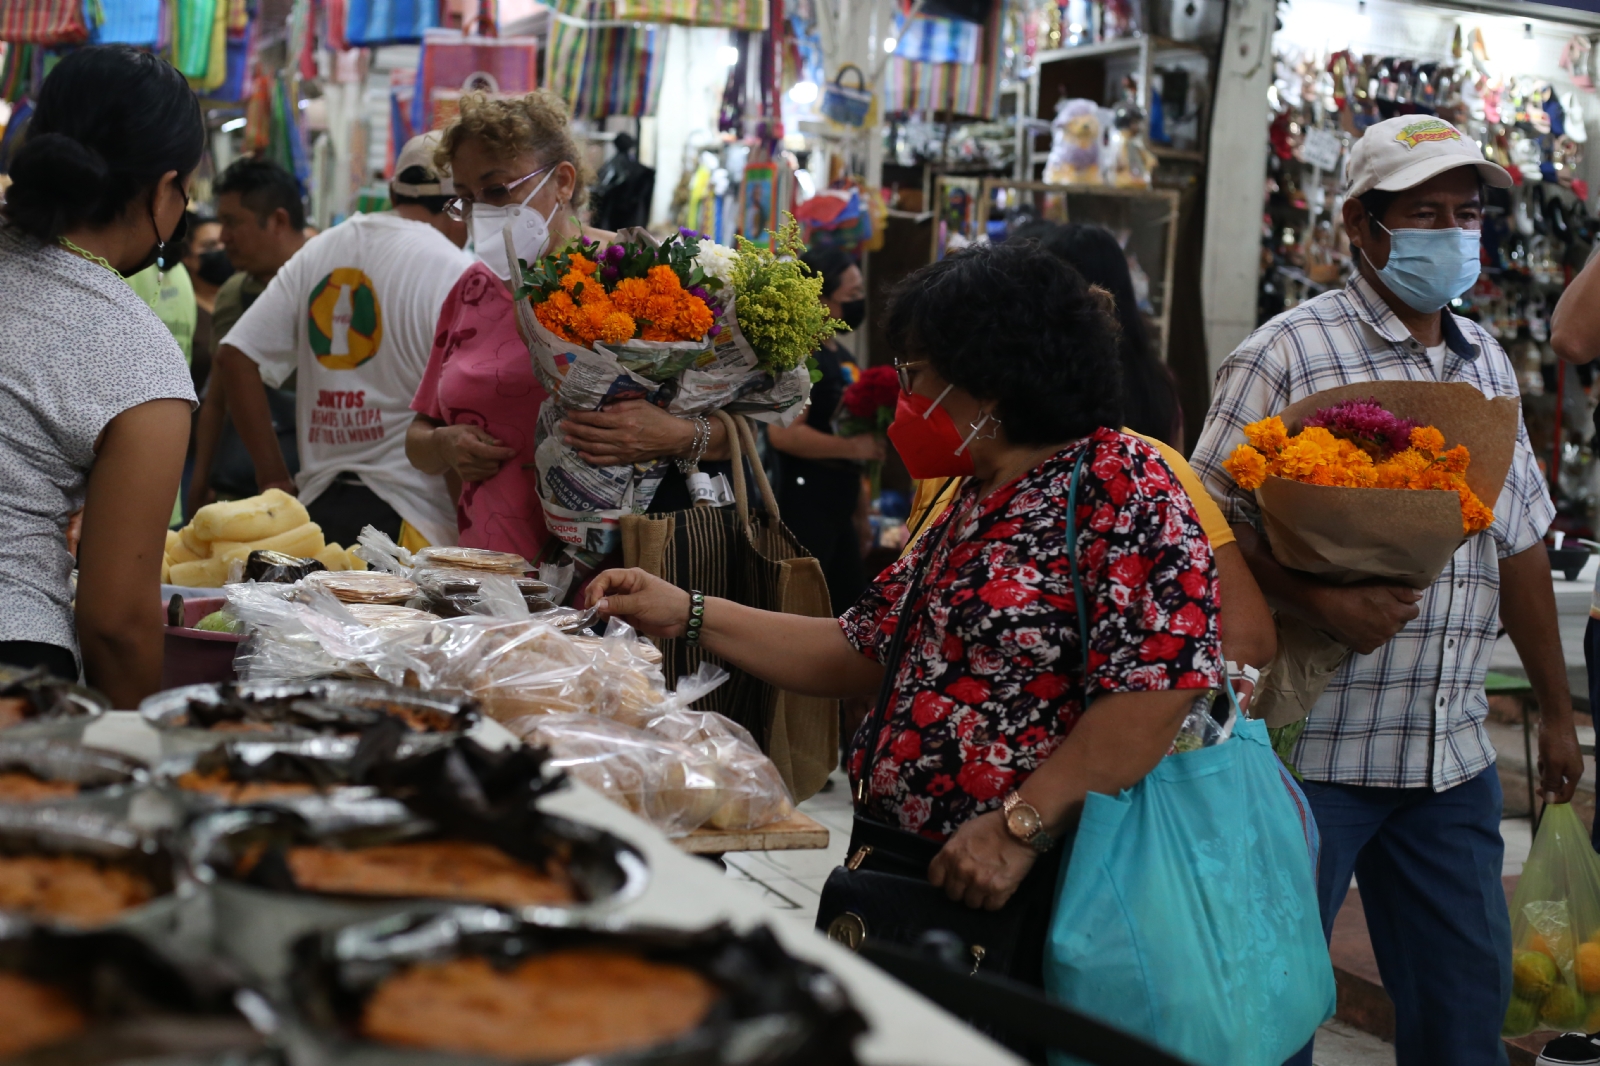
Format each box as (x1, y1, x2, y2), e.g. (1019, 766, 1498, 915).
(839, 428, 1223, 840)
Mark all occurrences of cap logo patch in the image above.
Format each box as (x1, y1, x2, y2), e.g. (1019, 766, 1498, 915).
(1394, 119, 1461, 149)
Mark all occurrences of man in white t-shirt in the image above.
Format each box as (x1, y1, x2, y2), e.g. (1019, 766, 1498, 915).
(214, 134, 473, 549)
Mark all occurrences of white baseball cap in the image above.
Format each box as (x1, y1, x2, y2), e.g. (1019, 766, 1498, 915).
(391, 132, 454, 198)
(1343, 115, 1511, 198)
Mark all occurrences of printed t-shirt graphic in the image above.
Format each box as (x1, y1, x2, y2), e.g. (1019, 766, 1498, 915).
(220, 213, 474, 547)
(309, 268, 383, 370)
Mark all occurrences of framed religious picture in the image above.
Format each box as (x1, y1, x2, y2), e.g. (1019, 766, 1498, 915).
(739, 162, 777, 248)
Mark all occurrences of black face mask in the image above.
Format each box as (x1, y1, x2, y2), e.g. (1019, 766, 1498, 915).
(123, 196, 190, 277)
(837, 298, 866, 330)
(197, 248, 235, 286)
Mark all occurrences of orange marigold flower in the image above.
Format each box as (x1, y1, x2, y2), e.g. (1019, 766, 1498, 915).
(1459, 488, 1494, 534)
(647, 264, 683, 295)
(568, 254, 598, 275)
(611, 277, 652, 317)
(1438, 444, 1471, 474)
(1223, 445, 1268, 490)
(1243, 416, 1290, 455)
(596, 311, 636, 345)
(1408, 425, 1446, 454)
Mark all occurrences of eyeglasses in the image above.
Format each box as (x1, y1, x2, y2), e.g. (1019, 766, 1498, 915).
(895, 360, 928, 393)
(443, 163, 555, 221)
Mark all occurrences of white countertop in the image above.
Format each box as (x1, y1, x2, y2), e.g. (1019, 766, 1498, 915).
(83, 711, 1022, 1066)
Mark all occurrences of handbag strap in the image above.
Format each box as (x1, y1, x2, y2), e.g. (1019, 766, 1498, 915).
(709, 408, 748, 523)
(708, 409, 782, 532)
(855, 446, 1093, 811)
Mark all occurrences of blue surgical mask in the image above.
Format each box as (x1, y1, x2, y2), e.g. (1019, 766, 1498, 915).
(1364, 221, 1483, 314)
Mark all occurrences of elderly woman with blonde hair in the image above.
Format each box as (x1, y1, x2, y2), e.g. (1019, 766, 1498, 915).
(407, 90, 729, 560)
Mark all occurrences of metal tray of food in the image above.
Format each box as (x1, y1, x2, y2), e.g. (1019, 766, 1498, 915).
(0, 737, 145, 808)
(0, 925, 273, 1065)
(274, 907, 864, 1066)
(183, 800, 648, 989)
(139, 680, 481, 750)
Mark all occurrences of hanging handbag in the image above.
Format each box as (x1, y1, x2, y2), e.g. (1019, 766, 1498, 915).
(815, 453, 1091, 993)
(0, 0, 89, 45)
(820, 64, 874, 128)
(619, 410, 836, 803)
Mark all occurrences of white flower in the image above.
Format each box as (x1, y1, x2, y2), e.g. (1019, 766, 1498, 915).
(694, 242, 739, 287)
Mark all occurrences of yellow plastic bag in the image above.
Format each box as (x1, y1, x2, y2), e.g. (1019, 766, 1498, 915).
(1504, 804, 1600, 1036)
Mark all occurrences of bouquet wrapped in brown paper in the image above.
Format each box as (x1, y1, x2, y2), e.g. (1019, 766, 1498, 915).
(1221, 380, 1519, 728)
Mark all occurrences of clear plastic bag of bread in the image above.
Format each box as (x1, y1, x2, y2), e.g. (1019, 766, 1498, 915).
(225, 581, 433, 684)
(509, 713, 724, 837)
(644, 665, 794, 831)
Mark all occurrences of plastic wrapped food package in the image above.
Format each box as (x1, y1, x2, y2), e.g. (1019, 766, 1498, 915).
(411, 546, 530, 574)
(511, 714, 724, 837)
(410, 567, 558, 618)
(644, 706, 794, 831)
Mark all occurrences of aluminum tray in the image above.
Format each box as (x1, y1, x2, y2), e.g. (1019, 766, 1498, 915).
(274, 907, 864, 1066)
(184, 804, 648, 989)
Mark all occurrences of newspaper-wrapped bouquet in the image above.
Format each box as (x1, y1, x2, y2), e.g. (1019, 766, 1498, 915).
(514, 216, 836, 557)
(1220, 380, 1519, 730)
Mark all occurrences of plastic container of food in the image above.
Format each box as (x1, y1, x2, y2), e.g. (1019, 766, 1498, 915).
(162, 596, 245, 691)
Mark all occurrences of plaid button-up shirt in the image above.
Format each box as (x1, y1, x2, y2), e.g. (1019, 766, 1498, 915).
(1189, 273, 1554, 790)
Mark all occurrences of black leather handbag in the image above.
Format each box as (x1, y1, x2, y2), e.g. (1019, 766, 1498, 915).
(814, 466, 1081, 989)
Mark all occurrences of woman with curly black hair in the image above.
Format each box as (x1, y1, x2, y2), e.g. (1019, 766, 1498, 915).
(583, 241, 1224, 983)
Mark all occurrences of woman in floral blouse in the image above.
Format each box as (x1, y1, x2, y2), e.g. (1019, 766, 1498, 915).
(585, 240, 1222, 914)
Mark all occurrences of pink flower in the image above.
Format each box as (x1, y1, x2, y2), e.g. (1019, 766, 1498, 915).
(1303, 397, 1420, 459)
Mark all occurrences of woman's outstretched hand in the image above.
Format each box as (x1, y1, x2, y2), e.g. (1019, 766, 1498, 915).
(927, 809, 1039, 911)
(585, 568, 693, 639)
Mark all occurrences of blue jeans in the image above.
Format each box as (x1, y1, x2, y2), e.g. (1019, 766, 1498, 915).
(1285, 766, 1512, 1066)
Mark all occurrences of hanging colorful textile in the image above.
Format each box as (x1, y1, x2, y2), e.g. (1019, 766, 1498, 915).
(346, 0, 435, 48)
(891, 14, 979, 65)
(0, 96, 31, 173)
(187, 0, 228, 92)
(0, 0, 89, 45)
(881, 0, 1000, 118)
(92, 0, 160, 46)
(612, 0, 764, 31)
(544, 0, 662, 120)
(324, 0, 347, 51)
(412, 28, 539, 132)
(173, 0, 217, 77)
(199, 20, 249, 101)
(0, 42, 34, 100)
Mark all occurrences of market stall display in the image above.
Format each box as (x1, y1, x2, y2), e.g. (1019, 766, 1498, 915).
(0, 737, 143, 804)
(142, 679, 479, 738)
(165, 489, 367, 589)
(0, 818, 177, 928)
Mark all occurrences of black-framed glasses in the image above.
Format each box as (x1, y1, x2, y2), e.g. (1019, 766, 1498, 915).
(895, 360, 928, 393)
(443, 163, 555, 221)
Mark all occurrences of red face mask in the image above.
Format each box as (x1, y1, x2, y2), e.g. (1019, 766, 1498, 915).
(886, 385, 990, 480)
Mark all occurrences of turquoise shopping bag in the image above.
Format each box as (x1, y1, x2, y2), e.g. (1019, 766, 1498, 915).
(1044, 714, 1335, 1066)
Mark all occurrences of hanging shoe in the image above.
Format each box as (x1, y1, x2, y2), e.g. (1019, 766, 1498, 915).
(1538, 1032, 1600, 1066)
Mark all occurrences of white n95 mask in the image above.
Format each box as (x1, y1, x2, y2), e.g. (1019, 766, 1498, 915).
(470, 166, 556, 281)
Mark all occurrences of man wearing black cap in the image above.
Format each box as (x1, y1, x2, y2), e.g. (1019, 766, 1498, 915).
(210, 133, 474, 551)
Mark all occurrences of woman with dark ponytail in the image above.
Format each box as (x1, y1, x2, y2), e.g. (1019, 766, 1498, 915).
(0, 46, 203, 706)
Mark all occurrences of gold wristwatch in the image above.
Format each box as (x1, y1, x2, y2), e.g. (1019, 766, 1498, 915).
(1002, 790, 1053, 853)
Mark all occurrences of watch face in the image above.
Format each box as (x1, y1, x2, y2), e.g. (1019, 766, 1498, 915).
(1007, 804, 1042, 839)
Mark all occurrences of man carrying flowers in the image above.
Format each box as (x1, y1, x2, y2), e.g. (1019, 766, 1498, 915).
(1191, 116, 1582, 1066)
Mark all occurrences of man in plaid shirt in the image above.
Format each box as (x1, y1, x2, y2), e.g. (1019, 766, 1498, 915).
(1192, 116, 1583, 1065)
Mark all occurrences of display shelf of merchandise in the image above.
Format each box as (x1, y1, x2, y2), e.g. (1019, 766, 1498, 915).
(931, 178, 1180, 364)
(676, 809, 831, 854)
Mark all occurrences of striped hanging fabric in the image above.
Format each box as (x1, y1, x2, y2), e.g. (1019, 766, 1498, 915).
(545, 0, 663, 119)
(611, 0, 764, 31)
(882, 0, 1001, 119)
(0, 42, 34, 100)
(0, 0, 89, 44)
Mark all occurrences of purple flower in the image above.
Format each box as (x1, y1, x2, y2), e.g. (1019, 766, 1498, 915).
(1303, 397, 1420, 458)
(601, 265, 620, 282)
(679, 227, 706, 240)
(688, 285, 710, 303)
(709, 323, 723, 337)
(603, 244, 626, 263)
